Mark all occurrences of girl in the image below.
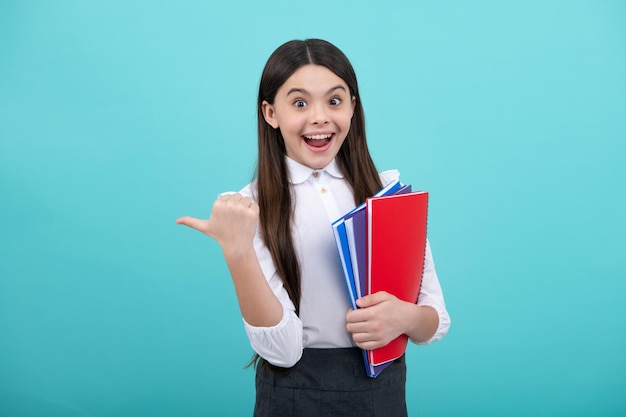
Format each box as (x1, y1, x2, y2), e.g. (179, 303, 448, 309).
(177, 39, 450, 416)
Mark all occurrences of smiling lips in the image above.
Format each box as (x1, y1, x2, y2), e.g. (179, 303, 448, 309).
(303, 133, 333, 149)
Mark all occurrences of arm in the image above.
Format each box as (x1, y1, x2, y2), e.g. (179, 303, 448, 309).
(177, 193, 283, 327)
(177, 192, 303, 366)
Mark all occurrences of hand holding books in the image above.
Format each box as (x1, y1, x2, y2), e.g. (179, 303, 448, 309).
(347, 290, 413, 350)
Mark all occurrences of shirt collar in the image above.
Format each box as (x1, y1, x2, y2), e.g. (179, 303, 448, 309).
(286, 156, 344, 184)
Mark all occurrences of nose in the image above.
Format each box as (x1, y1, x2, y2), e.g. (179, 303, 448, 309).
(310, 102, 329, 125)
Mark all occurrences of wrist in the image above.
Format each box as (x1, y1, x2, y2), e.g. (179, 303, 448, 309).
(221, 243, 256, 262)
(404, 304, 439, 343)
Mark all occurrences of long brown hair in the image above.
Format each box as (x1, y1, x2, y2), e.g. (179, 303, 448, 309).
(253, 39, 382, 366)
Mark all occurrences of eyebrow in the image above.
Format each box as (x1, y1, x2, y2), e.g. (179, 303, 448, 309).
(286, 85, 348, 97)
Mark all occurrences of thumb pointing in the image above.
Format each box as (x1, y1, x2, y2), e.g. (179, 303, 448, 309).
(175, 216, 210, 235)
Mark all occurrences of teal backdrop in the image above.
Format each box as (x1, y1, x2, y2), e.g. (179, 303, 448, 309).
(1, 0, 625, 416)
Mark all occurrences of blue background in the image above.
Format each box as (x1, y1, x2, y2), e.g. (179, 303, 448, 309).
(1, 0, 625, 415)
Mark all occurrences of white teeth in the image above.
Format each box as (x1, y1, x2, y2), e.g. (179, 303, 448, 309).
(304, 134, 332, 140)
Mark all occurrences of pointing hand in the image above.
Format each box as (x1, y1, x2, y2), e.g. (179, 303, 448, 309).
(176, 193, 259, 252)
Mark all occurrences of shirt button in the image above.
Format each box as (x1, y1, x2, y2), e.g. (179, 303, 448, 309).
(312, 171, 320, 178)
(321, 187, 327, 193)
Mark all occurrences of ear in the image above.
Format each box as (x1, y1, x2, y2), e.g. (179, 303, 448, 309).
(351, 96, 356, 116)
(261, 100, 279, 129)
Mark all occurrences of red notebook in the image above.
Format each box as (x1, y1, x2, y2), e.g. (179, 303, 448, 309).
(366, 191, 428, 366)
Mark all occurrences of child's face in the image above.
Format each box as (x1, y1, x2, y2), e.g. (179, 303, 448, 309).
(262, 64, 355, 170)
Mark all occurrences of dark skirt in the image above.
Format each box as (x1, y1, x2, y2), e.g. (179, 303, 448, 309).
(253, 347, 407, 417)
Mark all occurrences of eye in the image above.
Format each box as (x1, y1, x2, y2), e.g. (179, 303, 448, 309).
(293, 99, 307, 108)
(329, 97, 342, 106)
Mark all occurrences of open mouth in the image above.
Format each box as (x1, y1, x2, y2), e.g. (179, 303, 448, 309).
(303, 133, 334, 148)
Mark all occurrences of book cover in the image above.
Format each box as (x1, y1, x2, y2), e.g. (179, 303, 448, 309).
(331, 219, 358, 310)
(366, 191, 428, 367)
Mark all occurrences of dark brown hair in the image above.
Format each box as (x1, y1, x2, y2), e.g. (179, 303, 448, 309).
(257, 39, 382, 313)
(252, 39, 382, 366)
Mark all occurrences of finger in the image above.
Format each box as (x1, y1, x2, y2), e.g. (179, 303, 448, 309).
(217, 191, 238, 199)
(351, 328, 386, 349)
(216, 193, 258, 212)
(225, 195, 259, 215)
(355, 294, 379, 308)
(218, 192, 242, 202)
(216, 193, 254, 212)
(351, 331, 376, 343)
(346, 308, 371, 324)
(355, 339, 385, 351)
(240, 196, 253, 207)
(356, 291, 391, 308)
(175, 216, 210, 233)
(346, 320, 370, 335)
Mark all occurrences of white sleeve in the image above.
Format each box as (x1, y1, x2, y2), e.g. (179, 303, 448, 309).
(379, 169, 400, 185)
(412, 240, 451, 344)
(243, 299, 303, 367)
(239, 184, 304, 367)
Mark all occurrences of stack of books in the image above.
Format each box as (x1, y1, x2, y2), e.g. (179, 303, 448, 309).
(332, 180, 428, 377)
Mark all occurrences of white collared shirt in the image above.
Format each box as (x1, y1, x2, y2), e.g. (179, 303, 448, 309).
(239, 157, 450, 367)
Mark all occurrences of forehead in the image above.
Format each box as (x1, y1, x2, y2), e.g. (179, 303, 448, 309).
(278, 64, 349, 96)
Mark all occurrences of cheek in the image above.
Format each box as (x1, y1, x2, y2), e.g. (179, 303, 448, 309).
(339, 112, 354, 132)
(280, 114, 306, 134)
